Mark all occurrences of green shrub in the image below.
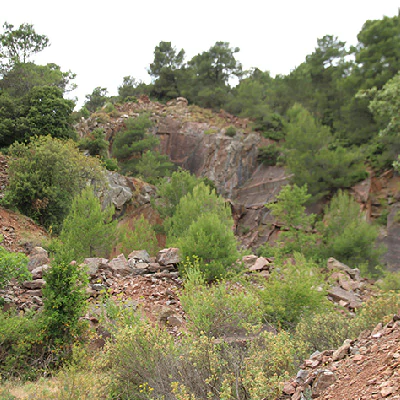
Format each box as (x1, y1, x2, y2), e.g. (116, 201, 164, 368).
(318, 190, 383, 273)
(177, 213, 239, 281)
(109, 316, 302, 400)
(103, 157, 119, 171)
(3, 136, 104, 232)
(296, 311, 352, 353)
(42, 257, 89, 344)
(255, 253, 329, 330)
(78, 128, 109, 159)
(180, 264, 262, 337)
(154, 169, 212, 220)
(224, 126, 236, 137)
(257, 143, 280, 166)
(118, 215, 159, 256)
(59, 186, 117, 262)
(0, 245, 30, 290)
(0, 310, 48, 380)
(165, 182, 231, 243)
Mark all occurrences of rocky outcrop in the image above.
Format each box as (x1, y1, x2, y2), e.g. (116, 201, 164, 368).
(279, 316, 400, 399)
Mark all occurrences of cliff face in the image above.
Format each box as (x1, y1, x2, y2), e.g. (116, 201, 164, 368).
(74, 98, 400, 267)
(155, 116, 260, 199)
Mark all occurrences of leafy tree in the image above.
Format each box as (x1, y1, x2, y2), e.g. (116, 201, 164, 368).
(284, 104, 367, 199)
(112, 114, 159, 174)
(0, 22, 49, 73)
(154, 169, 213, 219)
(0, 244, 30, 289)
(319, 190, 382, 272)
(59, 186, 117, 262)
(364, 72, 400, 168)
(0, 62, 76, 98)
(149, 41, 185, 101)
(3, 136, 104, 232)
(119, 214, 159, 256)
(165, 182, 232, 243)
(184, 42, 242, 109)
(266, 184, 316, 257)
(84, 86, 109, 112)
(117, 75, 146, 102)
(354, 12, 400, 90)
(135, 150, 175, 184)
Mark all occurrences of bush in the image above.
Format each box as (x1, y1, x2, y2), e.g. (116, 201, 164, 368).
(318, 190, 383, 273)
(78, 128, 109, 159)
(180, 264, 262, 337)
(165, 182, 231, 243)
(257, 143, 280, 166)
(177, 213, 239, 281)
(109, 316, 302, 400)
(59, 187, 117, 262)
(118, 215, 159, 256)
(224, 126, 236, 137)
(0, 244, 30, 289)
(42, 257, 89, 344)
(255, 253, 329, 330)
(295, 311, 352, 353)
(3, 136, 104, 232)
(0, 310, 48, 380)
(154, 169, 213, 220)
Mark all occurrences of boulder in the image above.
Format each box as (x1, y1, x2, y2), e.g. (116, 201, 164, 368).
(312, 370, 336, 397)
(328, 286, 362, 309)
(127, 250, 151, 263)
(83, 258, 109, 277)
(332, 339, 352, 361)
(23, 279, 46, 289)
(249, 257, 270, 271)
(102, 171, 134, 210)
(27, 247, 49, 271)
(156, 248, 180, 266)
(30, 264, 50, 280)
(108, 254, 131, 276)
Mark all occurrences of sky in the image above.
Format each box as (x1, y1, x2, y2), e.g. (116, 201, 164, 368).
(2, 1, 400, 108)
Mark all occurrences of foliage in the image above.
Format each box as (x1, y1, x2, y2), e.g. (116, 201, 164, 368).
(42, 255, 89, 344)
(109, 315, 301, 400)
(180, 264, 262, 337)
(266, 184, 317, 257)
(224, 126, 236, 137)
(3, 135, 104, 232)
(118, 214, 159, 256)
(254, 253, 329, 330)
(154, 169, 213, 220)
(84, 86, 108, 113)
(78, 128, 109, 159)
(0, 62, 76, 97)
(117, 75, 143, 102)
(112, 114, 158, 174)
(257, 143, 280, 166)
(0, 22, 49, 73)
(284, 104, 367, 200)
(319, 190, 382, 272)
(165, 182, 232, 243)
(149, 41, 186, 101)
(177, 213, 239, 281)
(59, 186, 117, 262)
(377, 270, 400, 292)
(0, 310, 48, 380)
(0, 245, 30, 289)
(295, 311, 352, 353)
(0, 85, 76, 147)
(135, 149, 175, 184)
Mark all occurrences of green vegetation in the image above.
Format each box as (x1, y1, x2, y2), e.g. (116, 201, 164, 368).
(3, 136, 104, 232)
(0, 244, 30, 290)
(118, 214, 159, 256)
(59, 186, 117, 262)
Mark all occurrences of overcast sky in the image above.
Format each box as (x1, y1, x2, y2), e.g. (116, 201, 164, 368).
(2, 1, 399, 108)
